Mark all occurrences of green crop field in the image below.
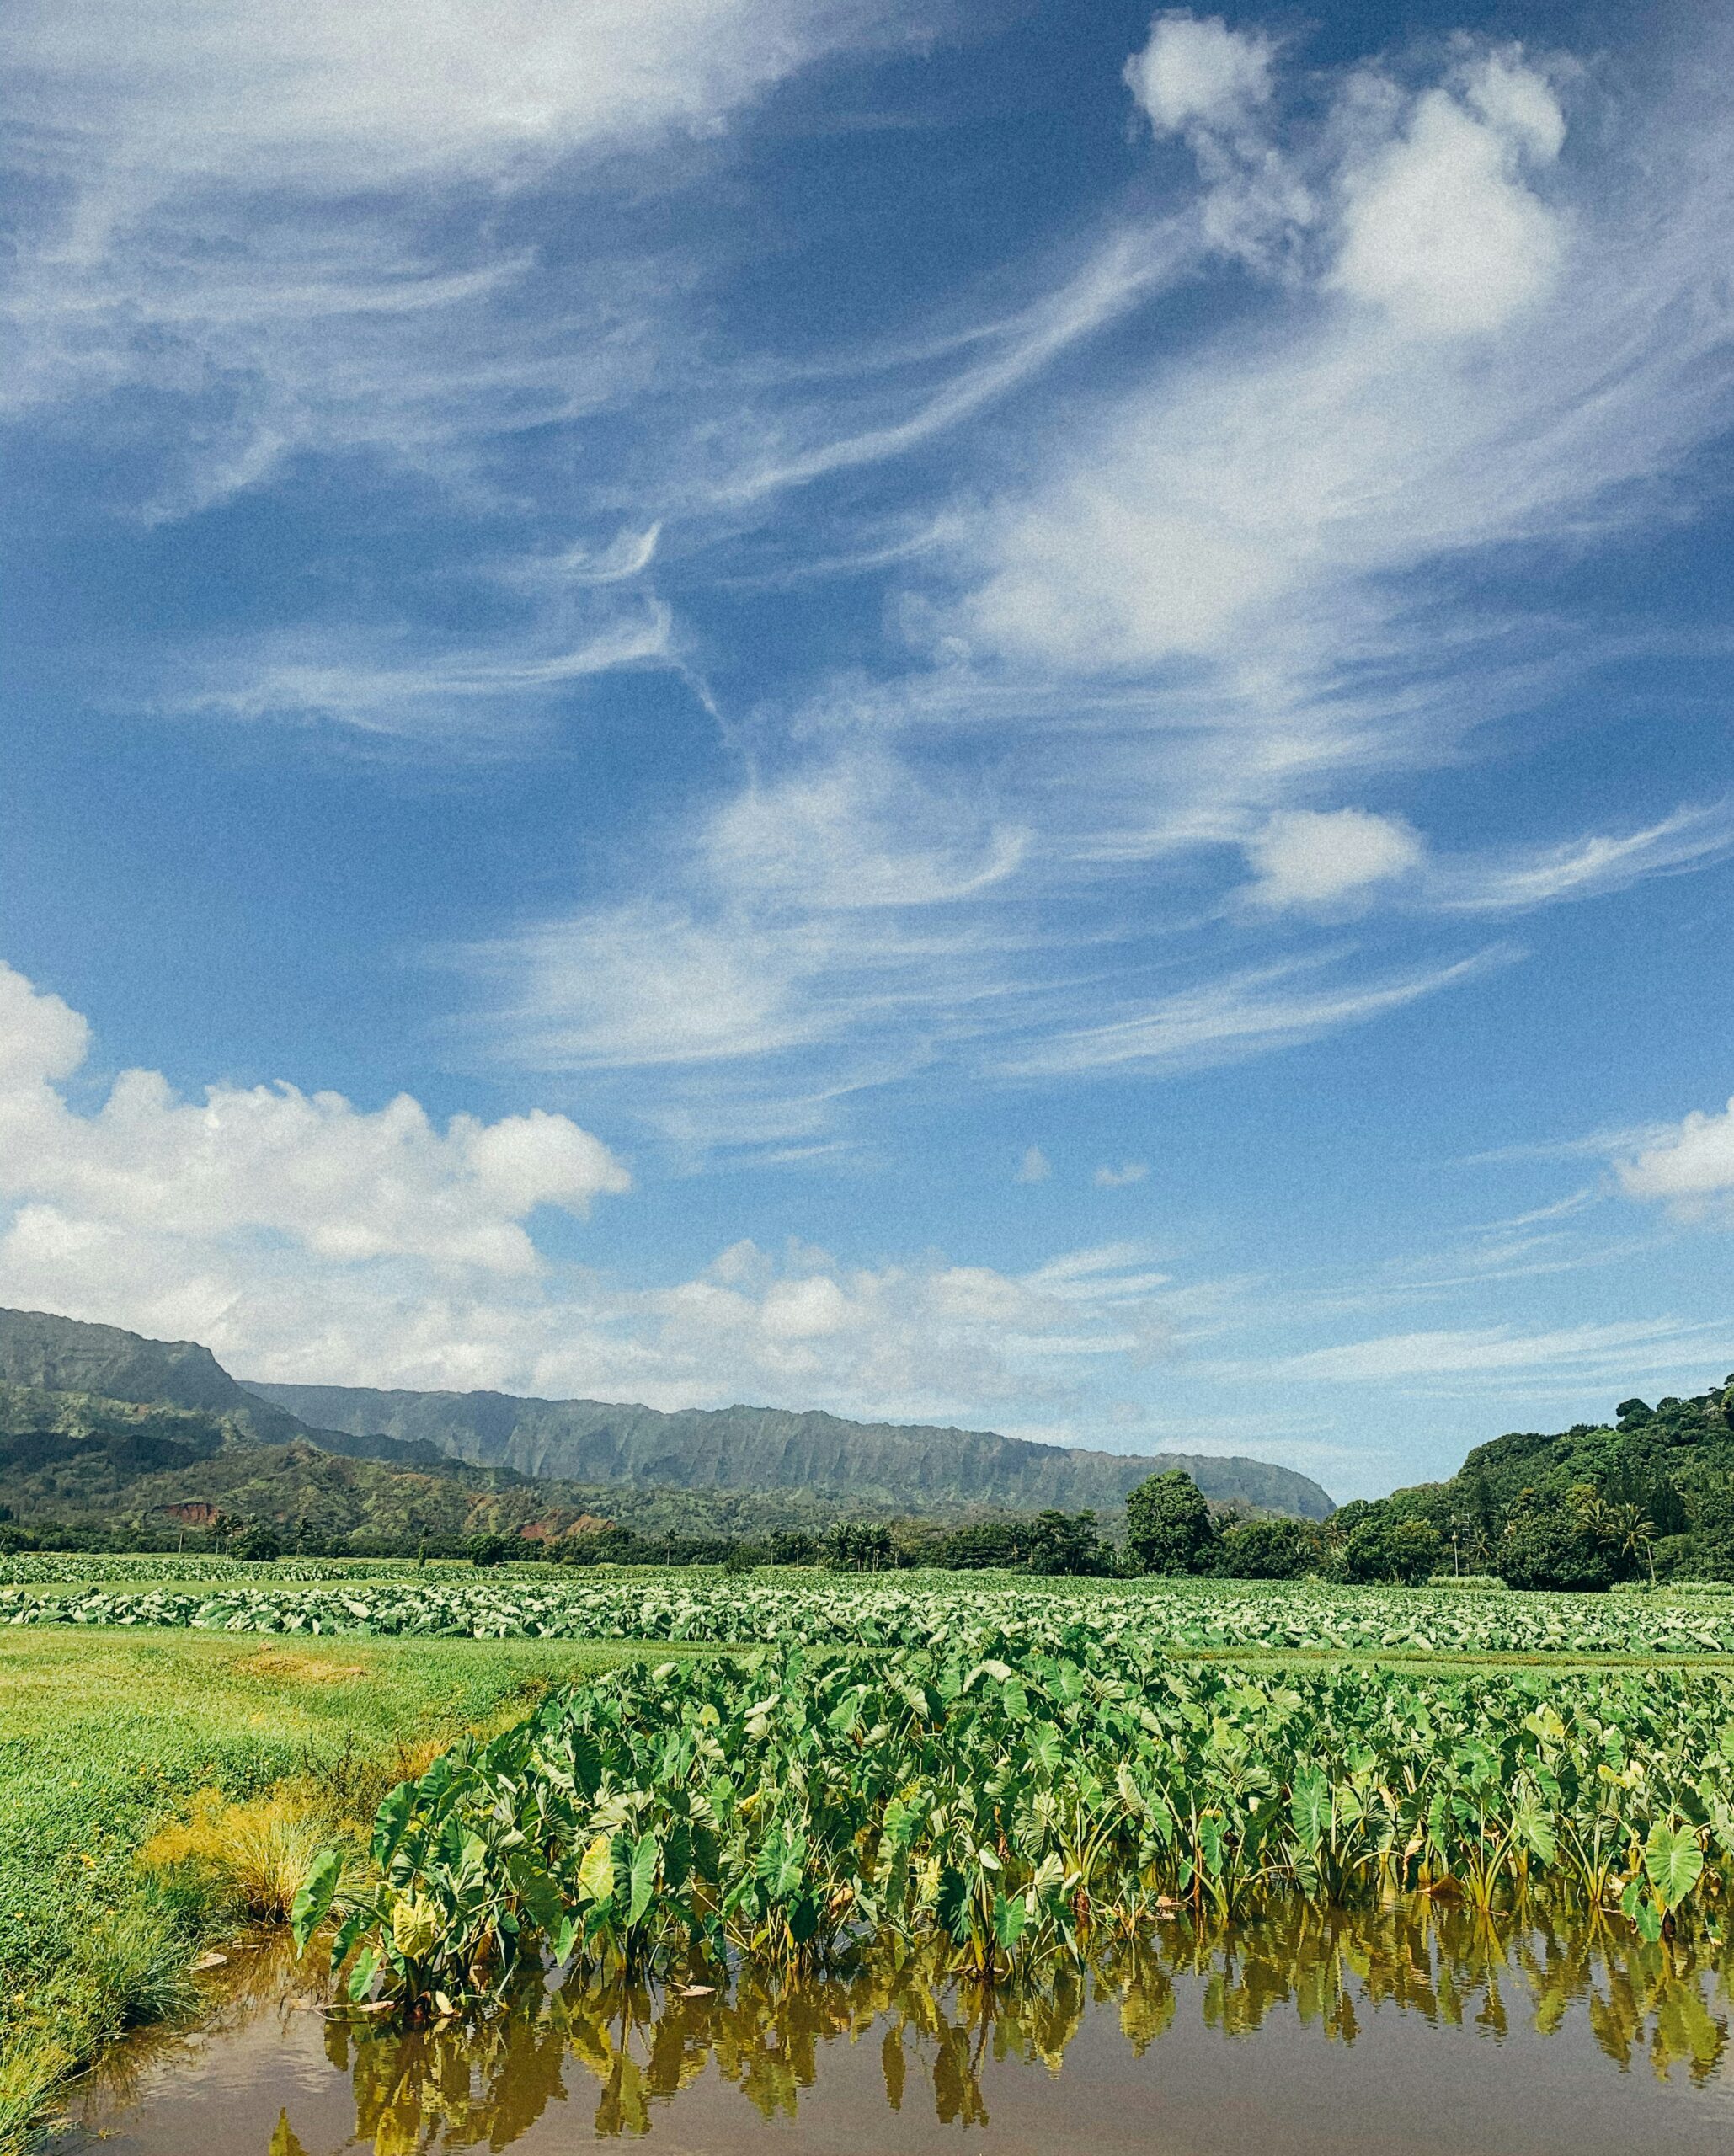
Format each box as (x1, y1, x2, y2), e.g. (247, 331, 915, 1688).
(8, 1565, 1734, 1657)
(11, 1564, 1734, 2150)
(300, 1590, 1734, 2015)
(0, 1625, 690, 2153)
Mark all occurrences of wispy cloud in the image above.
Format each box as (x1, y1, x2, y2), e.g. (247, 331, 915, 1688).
(996, 950, 1507, 1079)
(165, 611, 675, 738)
(1, 0, 919, 510)
(1262, 1317, 1734, 1386)
(1430, 803, 1734, 912)
(718, 222, 1201, 503)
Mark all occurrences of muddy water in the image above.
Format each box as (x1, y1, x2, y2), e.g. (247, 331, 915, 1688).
(70, 1902, 1734, 2155)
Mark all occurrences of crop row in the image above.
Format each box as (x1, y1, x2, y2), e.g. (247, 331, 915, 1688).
(0, 1554, 488, 1584)
(12, 1574, 1734, 1656)
(296, 1632, 1734, 2008)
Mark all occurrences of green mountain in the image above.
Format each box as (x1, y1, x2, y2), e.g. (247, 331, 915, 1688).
(0, 1376, 880, 1548)
(0, 1306, 444, 1467)
(0, 1306, 1335, 1534)
(245, 1380, 1336, 1519)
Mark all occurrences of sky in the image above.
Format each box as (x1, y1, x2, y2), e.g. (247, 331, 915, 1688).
(3, 1, 1733, 1502)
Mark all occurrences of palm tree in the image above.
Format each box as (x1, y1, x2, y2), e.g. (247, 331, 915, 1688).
(1609, 1502, 1659, 1587)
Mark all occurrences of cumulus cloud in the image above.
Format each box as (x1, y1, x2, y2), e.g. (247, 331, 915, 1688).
(1124, 13, 1276, 139)
(0, 960, 630, 1274)
(1016, 1145, 1053, 1184)
(1331, 56, 1566, 337)
(1240, 808, 1426, 912)
(0, 958, 1178, 1429)
(1617, 1099, 1734, 1220)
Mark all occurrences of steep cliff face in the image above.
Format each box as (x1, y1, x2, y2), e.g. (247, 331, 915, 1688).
(248, 1381, 1337, 1520)
(0, 1307, 1336, 1523)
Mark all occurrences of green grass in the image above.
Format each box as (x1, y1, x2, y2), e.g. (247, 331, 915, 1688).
(0, 1628, 690, 2153)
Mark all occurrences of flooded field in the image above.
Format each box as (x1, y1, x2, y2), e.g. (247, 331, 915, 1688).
(72, 1898, 1734, 2156)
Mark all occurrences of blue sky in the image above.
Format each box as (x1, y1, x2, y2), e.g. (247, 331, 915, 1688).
(3, 0, 1733, 1499)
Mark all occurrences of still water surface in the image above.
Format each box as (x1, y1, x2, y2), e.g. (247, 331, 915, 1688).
(72, 1901, 1734, 2155)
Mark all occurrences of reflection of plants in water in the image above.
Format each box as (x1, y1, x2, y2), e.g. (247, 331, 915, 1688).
(284, 1897, 1734, 2151)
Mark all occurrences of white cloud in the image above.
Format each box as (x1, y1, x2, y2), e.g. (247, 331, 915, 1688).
(166, 611, 675, 739)
(1240, 808, 1425, 911)
(1125, 13, 1276, 139)
(1016, 1145, 1053, 1184)
(1267, 1316, 1733, 1385)
(1094, 1161, 1149, 1188)
(448, 24, 1734, 1144)
(1617, 1099, 1734, 1220)
(0, 959, 1182, 1430)
(936, 42, 1716, 691)
(3, 0, 891, 191)
(722, 223, 1193, 504)
(704, 755, 1028, 913)
(1433, 803, 1734, 912)
(0, 960, 630, 1274)
(0, 0, 910, 506)
(998, 949, 1503, 1079)
(465, 744, 1035, 1109)
(1331, 60, 1565, 337)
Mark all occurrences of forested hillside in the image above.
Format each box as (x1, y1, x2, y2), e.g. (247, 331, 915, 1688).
(0, 1380, 879, 1551)
(0, 1306, 1333, 1527)
(248, 1379, 1335, 1519)
(1358, 1381, 1734, 1587)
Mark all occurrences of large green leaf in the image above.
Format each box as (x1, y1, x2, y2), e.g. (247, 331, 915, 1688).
(290, 1845, 343, 1953)
(577, 1833, 616, 1908)
(627, 1833, 660, 1928)
(991, 1892, 1027, 1953)
(1644, 1822, 1704, 1912)
(1289, 1770, 1328, 1854)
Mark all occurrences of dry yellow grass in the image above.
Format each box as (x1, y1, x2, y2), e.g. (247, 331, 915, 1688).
(141, 1788, 333, 1920)
(236, 1650, 369, 1684)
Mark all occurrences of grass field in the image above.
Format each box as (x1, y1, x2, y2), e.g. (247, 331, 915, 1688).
(0, 1627, 687, 2153)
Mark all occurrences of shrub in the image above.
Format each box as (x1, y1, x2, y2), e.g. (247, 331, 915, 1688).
(1342, 1518, 1442, 1586)
(1497, 1497, 1617, 1593)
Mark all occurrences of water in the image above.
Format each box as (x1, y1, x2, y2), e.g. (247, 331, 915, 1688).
(71, 1901, 1734, 2154)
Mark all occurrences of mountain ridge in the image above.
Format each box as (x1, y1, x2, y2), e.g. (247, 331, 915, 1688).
(0, 1307, 1334, 1521)
(245, 1379, 1336, 1519)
